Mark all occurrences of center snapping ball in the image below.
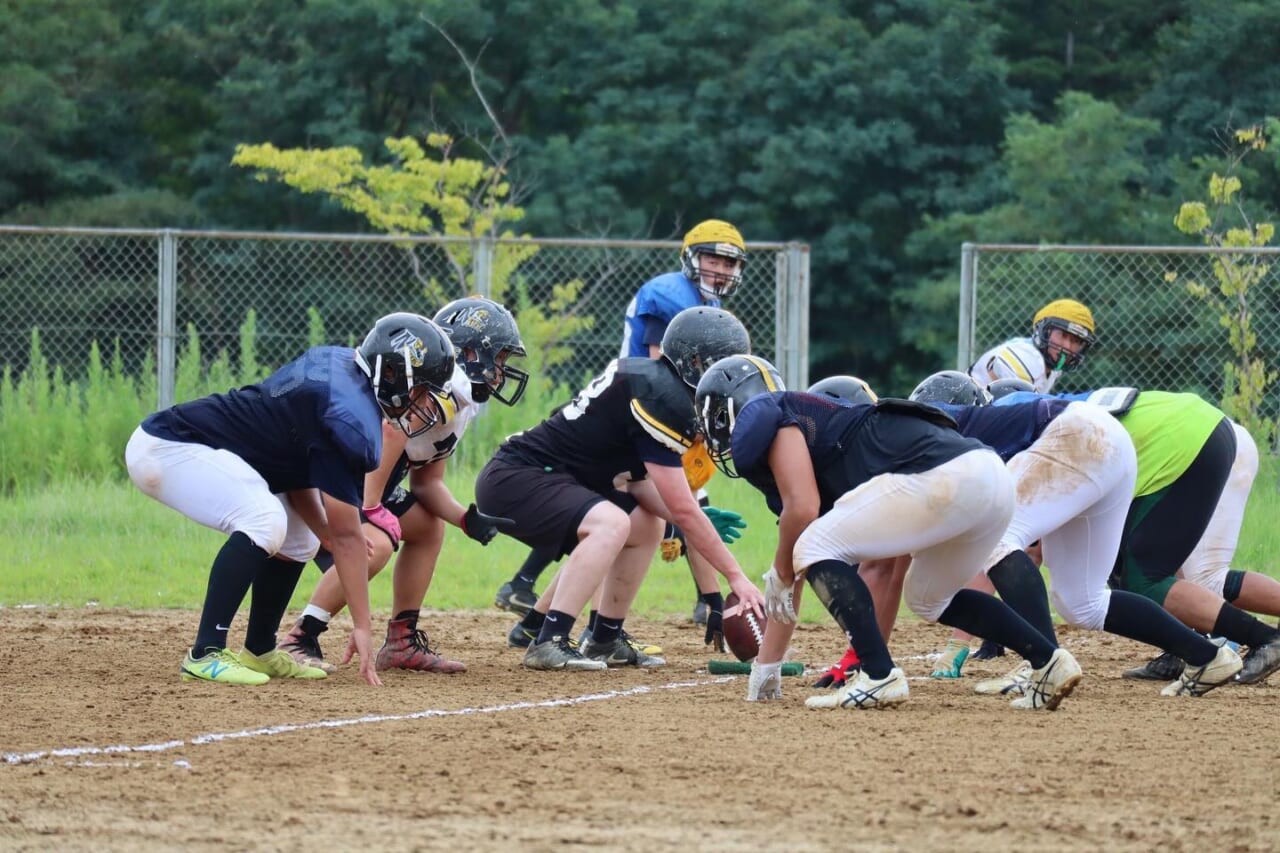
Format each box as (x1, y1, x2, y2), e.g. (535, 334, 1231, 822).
(722, 592, 769, 662)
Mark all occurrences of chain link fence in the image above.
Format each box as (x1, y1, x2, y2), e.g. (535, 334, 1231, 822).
(0, 227, 809, 408)
(959, 243, 1280, 425)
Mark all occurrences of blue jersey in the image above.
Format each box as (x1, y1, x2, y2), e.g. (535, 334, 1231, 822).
(933, 398, 1071, 461)
(731, 391, 985, 516)
(140, 346, 383, 505)
(620, 271, 718, 358)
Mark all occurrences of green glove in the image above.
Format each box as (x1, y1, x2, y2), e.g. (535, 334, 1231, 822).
(930, 639, 970, 679)
(702, 506, 746, 544)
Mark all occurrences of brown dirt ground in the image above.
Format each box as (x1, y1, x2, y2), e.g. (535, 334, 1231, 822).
(1, 607, 1277, 852)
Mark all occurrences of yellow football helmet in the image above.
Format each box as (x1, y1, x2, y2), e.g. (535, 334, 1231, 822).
(681, 219, 747, 300)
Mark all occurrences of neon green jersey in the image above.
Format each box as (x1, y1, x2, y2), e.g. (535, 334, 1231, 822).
(1120, 391, 1224, 496)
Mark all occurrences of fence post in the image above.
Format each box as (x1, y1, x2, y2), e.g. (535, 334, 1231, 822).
(157, 230, 178, 410)
(957, 242, 978, 371)
(473, 236, 494, 298)
(775, 242, 810, 391)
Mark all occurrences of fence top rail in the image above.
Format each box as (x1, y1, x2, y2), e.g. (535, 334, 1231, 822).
(0, 224, 804, 252)
(964, 241, 1280, 256)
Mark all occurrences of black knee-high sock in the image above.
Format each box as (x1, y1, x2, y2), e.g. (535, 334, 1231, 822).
(1212, 603, 1280, 649)
(806, 560, 894, 679)
(193, 532, 272, 655)
(512, 549, 554, 588)
(244, 557, 306, 655)
(987, 550, 1057, 644)
(1102, 590, 1217, 666)
(939, 589, 1055, 669)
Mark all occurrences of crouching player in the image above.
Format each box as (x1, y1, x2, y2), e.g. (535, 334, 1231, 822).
(279, 297, 526, 674)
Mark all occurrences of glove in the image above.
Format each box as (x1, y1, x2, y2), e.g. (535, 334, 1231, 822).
(362, 504, 401, 549)
(930, 639, 970, 679)
(460, 503, 515, 545)
(762, 567, 796, 624)
(660, 536, 685, 562)
(702, 506, 746, 544)
(700, 592, 725, 652)
(746, 660, 784, 701)
(813, 647, 861, 688)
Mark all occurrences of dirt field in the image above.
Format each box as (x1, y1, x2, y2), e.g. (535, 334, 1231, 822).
(2, 607, 1277, 852)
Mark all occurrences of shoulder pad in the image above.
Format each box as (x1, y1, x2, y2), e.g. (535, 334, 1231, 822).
(873, 397, 959, 430)
(1086, 387, 1140, 415)
(621, 358, 698, 452)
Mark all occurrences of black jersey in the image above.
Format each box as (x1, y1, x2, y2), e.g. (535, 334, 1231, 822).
(731, 391, 987, 516)
(497, 358, 696, 494)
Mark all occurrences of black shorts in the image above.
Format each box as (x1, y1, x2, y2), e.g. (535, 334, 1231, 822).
(475, 454, 638, 560)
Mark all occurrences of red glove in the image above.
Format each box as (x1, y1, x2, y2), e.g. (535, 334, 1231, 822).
(813, 646, 861, 688)
(362, 504, 401, 547)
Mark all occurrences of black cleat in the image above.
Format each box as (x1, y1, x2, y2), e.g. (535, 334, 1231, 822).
(495, 581, 538, 616)
(971, 639, 1006, 660)
(1236, 637, 1280, 685)
(1122, 650, 1185, 681)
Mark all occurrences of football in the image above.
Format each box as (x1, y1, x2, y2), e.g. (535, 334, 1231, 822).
(721, 592, 769, 662)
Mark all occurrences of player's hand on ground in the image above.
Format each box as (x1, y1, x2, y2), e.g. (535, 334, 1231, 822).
(702, 506, 747, 544)
(343, 627, 382, 686)
(813, 647, 860, 688)
(930, 639, 970, 679)
(762, 567, 797, 624)
(461, 503, 515, 545)
(746, 660, 783, 701)
(700, 591, 726, 652)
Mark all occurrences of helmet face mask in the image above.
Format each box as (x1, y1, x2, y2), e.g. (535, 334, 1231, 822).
(356, 313, 455, 437)
(694, 354, 785, 477)
(1030, 299, 1097, 372)
(909, 370, 991, 406)
(680, 219, 747, 300)
(433, 297, 529, 406)
(661, 306, 751, 388)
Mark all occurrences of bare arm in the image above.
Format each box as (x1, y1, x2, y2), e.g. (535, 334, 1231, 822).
(768, 425, 821, 584)
(639, 462, 765, 617)
(409, 459, 467, 526)
(321, 493, 381, 686)
(362, 422, 408, 507)
(286, 489, 331, 550)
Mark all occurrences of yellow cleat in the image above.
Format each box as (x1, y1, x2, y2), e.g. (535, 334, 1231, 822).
(238, 648, 328, 680)
(181, 649, 270, 685)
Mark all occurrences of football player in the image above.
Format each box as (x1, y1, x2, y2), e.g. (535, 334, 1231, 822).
(969, 299, 1097, 394)
(696, 355, 1083, 711)
(277, 297, 527, 676)
(493, 219, 748, 627)
(477, 306, 765, 670)
(125, 312, 456, 687)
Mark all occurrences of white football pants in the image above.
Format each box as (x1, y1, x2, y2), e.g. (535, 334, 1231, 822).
(793, 448, 1014, 622)
(125, 427, 320, 562)
(987, 403, 1137, 631)
(1177, 420, 1257, 596)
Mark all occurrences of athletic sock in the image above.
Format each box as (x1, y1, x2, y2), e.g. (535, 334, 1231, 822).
(987, 550, 1058, 644)
(1213, 603, 1280, 649)
(586, 610, 600, 633)
(536, 610, 576, 645)
(520, 609, 547, 632)
(806, 560, 895, 679)
(1103, 590, 1217, 666)
(244, 558, 305, 655)
(938, 588, 1056, 669)
(513, 549, 554, 588)
(591, 617, 622, 645)
(301, 604, 333, 623)
(193, 531, 272, 655)
(299, 614, 329, 638)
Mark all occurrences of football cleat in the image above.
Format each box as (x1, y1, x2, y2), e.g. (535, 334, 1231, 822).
(1011, 649, 1082, 710)
(239, 648, 328, 680)
(523, 636, 607, 671)
(805, 668, 909, 710)
(181, 648, 269, 686)
(1162, 642, 1242, 696)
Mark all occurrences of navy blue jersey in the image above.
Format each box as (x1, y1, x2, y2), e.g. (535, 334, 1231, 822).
(496, 358, 693, 494)
(731, 391, 987, 516)
(934, 398, 1072, 461)
(140, 346, 382, 505)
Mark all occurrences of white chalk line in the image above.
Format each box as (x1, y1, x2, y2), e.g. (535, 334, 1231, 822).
(3, 676, 734, 767)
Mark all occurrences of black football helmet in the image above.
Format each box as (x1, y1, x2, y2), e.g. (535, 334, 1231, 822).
(355, 312, 455, 436)
(694, 354, 785, 477)
(661, 306, 751, 388)
(987, 377, 1034, 401)
(807, 375, 877, 406)
(433, 297, 529, 406)
(909, 370, 991, 406)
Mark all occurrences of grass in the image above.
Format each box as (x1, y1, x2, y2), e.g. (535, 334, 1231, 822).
(3, 455, 1277, 619)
